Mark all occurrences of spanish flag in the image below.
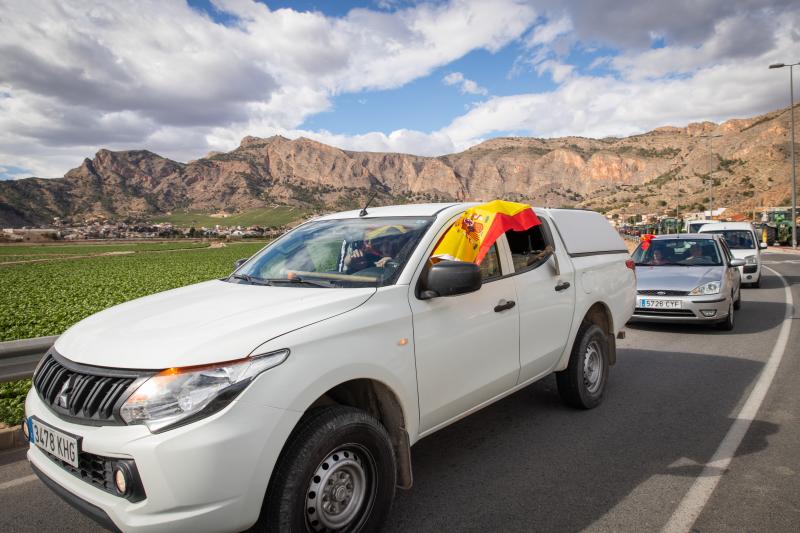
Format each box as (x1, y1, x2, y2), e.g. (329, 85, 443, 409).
(432, 200, 541, 264)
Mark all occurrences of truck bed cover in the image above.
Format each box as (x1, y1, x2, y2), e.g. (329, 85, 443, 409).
(545, 209, 628, 257)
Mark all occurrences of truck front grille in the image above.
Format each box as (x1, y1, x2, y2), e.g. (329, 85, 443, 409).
(33, 352, 148, 426)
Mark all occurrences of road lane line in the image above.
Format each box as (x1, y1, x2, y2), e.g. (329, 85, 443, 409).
(0, 474, 36, 490)
(662, 267, 794, 533)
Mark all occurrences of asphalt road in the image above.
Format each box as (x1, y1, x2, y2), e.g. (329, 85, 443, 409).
(2, 252, 798, 532)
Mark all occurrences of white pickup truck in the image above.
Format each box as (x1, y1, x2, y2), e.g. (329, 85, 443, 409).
(25, 203, 635, 533)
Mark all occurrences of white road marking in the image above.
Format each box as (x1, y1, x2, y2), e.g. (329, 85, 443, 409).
(662, 266, 794, 533)
(0, 474, 36, 490)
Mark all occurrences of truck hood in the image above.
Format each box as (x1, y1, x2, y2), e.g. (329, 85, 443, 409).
(55, 280, 376, 369)
(635, 265, 725, 293)
(729, 249, 757, 260)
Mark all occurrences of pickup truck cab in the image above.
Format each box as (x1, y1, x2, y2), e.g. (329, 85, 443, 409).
(25, 203, 635, 533)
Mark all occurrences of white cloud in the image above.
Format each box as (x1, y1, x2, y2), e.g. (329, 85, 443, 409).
(440, 17, 799, 151)
(534, 60, 574, 83)
(525, 14, 572, 47)
(1, 0, 798, 182)
(0, 0, 535, 177)
(443, 72, 489, 96)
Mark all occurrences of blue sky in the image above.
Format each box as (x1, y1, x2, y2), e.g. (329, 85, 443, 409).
(1, 0, 797, 178)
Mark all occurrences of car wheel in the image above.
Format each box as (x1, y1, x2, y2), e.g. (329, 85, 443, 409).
(257, 406, 396, 532)
(556, 323, 609, 409)
(733, 288, 742, 310)
(716, 301, 735, 331)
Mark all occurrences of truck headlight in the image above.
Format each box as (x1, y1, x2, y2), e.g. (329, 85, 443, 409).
(689, 281, 721, 296)
(120, 349, 289, 433)
(745, 255, 757, 265)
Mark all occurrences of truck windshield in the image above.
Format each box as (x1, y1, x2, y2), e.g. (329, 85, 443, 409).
(703, 230, 756, 250)
(230, 217, 433, 287)
(633, 238, 723, 266)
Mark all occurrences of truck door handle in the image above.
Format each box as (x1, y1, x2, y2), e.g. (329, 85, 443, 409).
(555, 281, 571, 292)
(494, 299, 516, 312)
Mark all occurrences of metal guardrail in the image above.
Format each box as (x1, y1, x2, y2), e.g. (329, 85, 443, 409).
(0, 335, 58, 382)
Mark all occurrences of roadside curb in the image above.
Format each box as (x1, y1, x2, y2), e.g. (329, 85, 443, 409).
(0, 425, 25, 451)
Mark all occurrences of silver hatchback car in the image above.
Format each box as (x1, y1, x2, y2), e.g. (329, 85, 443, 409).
(629, 234, 744, 330)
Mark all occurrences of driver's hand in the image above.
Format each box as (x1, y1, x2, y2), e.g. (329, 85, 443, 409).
(374, 256, 392, 268)
(344, 249, 363, 265)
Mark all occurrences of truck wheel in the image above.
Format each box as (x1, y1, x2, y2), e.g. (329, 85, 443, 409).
(258, 406, 396, 532)
(556, 323, 609, 409)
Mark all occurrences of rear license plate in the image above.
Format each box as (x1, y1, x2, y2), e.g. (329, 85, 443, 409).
(29, 417, 81, 468)
(638, 298, 682, 309)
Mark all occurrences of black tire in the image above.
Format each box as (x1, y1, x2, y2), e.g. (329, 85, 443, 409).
(733, 288, 742, 310)
(716, 301, 735, 331)
(256, 406, 396, 533)
(556, 323, 609, 409)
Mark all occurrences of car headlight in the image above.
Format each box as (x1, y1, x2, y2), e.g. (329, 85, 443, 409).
(745, 255, 757, 265)
(120, 349, 289, 433)
(689, 281, 721, 296)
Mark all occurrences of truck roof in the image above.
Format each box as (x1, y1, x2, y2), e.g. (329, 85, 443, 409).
(697, 221, 755, 231)
(316, 203, 468, 220)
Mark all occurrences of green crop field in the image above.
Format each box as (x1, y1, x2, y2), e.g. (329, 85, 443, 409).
(152, 206, 309, 228)
(0, 241, 268, 342)
(0, 240, 273, 424)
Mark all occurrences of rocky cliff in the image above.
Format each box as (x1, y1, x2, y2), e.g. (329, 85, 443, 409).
(1, 105, 797, 226)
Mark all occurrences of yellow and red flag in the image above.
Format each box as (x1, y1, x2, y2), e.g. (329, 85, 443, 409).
(432, 200, 541, 264)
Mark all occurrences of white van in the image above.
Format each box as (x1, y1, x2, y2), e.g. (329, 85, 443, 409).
(699, 221, 767, 287)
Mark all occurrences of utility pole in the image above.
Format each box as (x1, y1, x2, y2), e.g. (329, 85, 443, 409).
(770, 61, 799, 248)
(700, 133, 723, 219)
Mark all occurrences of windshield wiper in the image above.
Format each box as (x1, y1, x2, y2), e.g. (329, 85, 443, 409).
(231, 273, 273, 286)
(264, 276, 336, 288)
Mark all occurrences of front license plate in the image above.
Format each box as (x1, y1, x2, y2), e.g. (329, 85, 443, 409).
(638, 298, 682, 309)
(29, 417, 81, 468)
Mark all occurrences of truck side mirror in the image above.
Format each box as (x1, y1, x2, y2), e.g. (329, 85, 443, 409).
(419, 261, 482, 300)
(729, 258, 745, 267)
(759, 242, 768, 249)
(233, 258, 248, 270)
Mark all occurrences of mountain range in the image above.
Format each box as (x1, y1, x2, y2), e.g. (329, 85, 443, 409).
(1, 105, 797, 227)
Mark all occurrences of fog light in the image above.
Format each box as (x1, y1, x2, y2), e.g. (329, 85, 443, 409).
(746, 275, 752, 280)
(114, 467, 129, 495)
(700, 310, 717, 317)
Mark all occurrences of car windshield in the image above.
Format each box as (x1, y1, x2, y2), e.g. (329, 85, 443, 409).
(230, 217, 433, 287)
(704, 229, 756, 250)
(632, 238, 723, 266)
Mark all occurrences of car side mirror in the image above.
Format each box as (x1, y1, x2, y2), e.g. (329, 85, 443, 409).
(233, 258, 248, 270)
(419, 261, 482, 300)
(730, 258, 745, 267)
(759, 242, 768, 249)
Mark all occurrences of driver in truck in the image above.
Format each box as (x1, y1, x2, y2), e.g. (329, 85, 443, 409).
(342, 226, 403, 273)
